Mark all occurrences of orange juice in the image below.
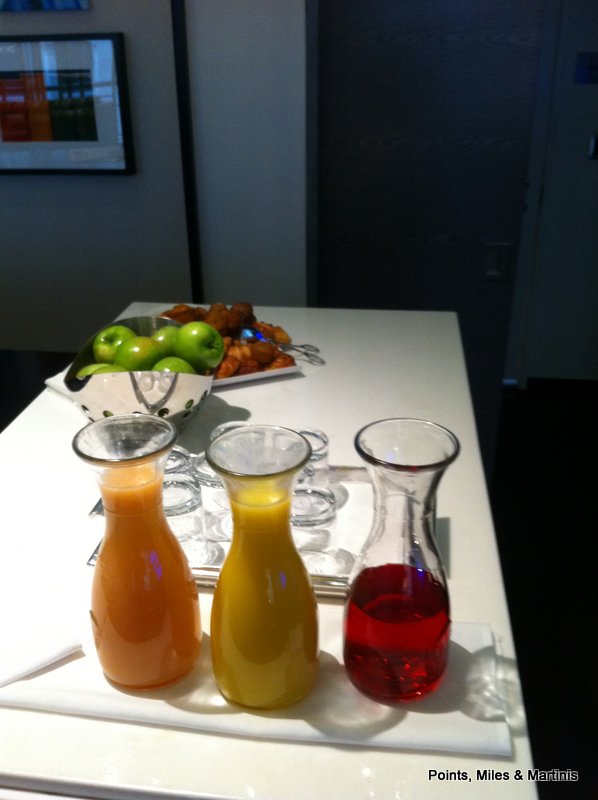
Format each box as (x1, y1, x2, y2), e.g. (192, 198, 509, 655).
(92, 462, 201, 690)
(210, 482, 319, 708)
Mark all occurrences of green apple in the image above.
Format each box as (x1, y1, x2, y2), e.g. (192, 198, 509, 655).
(151, 325, 179, 359)
(173, 321, 225, 371)
(152, 356, 197, 374)
(92, 364, 128, 375)
(92, 324, 136, 363)
(76, 362, 128, 379)
(76, 362, 113, 378)
(113, 336, 163, 371)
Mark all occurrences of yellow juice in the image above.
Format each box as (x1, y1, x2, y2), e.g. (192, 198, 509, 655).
(210, 483, 319, 708)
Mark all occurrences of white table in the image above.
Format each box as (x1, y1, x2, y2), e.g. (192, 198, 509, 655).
(0, 303, 538, 800)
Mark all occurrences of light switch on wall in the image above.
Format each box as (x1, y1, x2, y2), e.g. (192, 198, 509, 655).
(483, 242, 511, 281)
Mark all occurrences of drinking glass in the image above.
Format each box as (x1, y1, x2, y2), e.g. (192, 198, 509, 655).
(165, 444, 193, 474)
(162, 471, 221, 566)
(190, 421, 252, 542)
(291, 427, 337, 527)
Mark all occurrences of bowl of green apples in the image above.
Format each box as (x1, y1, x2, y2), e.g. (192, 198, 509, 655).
(64, 316, 225, 426)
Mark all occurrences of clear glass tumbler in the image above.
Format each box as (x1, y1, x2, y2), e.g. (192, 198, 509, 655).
(291, 427, 337, 527)
(162, 471, 221, 566)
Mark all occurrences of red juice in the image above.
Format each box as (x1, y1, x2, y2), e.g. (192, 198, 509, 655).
(343, 563, 450, 702)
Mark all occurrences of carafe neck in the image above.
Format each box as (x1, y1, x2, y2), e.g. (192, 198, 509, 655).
(371, 464, 444, 515)
(98, 461, 165, 517)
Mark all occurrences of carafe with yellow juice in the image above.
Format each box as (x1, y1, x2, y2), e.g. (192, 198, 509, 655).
(73, 414, 201, 690)
(206, 424, 319, 708)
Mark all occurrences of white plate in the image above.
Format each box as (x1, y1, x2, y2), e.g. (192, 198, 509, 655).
(213, 364, 302, 387)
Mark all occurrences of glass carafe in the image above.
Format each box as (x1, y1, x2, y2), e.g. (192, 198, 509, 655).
(206, 424, 319, 709)
(73, 414, 202, 690)
(344, 418, 460, 702)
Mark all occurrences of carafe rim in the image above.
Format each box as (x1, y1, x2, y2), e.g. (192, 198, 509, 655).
(72, 413, 178, 467)
(206, 423, 311, 479)
(355, 417, 460, 472)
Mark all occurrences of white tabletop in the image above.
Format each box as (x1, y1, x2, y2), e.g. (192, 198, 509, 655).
(0, 303, 538, 799)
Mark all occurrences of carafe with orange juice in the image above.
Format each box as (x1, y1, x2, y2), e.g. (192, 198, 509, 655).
(73, 414, 201, 690)
(206, 424, 319, 708)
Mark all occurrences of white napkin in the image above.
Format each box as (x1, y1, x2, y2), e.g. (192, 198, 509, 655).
(0, 564, 82, 689)
(0, 615, 512, 757)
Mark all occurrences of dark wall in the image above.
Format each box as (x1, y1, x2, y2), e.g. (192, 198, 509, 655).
(316, 1, 545, 475)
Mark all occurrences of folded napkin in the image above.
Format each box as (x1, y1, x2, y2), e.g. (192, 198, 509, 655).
(0, 563, 82, 689)
(0, 615, 512, 757)
(0, 620, 82, 690)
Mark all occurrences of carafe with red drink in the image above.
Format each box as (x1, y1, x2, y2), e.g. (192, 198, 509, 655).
(344, 418, 460, 703)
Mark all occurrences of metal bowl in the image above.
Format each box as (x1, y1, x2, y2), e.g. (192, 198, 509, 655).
(64, 316, 213, 427)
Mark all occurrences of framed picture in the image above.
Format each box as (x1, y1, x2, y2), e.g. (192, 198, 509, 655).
(0, 1, 89, 9)
(0, 33, 135, 174)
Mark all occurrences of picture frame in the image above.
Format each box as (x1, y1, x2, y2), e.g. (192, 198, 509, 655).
(0, 33, 135, 174)
(0, 1, 89, 9)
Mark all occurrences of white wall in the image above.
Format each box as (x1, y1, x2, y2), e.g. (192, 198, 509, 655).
(185, 0, 307, 306)
(0, 2, 192, 351)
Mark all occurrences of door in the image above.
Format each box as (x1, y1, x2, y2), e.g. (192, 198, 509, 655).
(506, 0, 598, 383)
(316, 1, 545, 474)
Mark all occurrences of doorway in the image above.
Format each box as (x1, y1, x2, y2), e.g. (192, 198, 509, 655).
(506, 0, 598, 384)
(315, 1, 545, 475)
